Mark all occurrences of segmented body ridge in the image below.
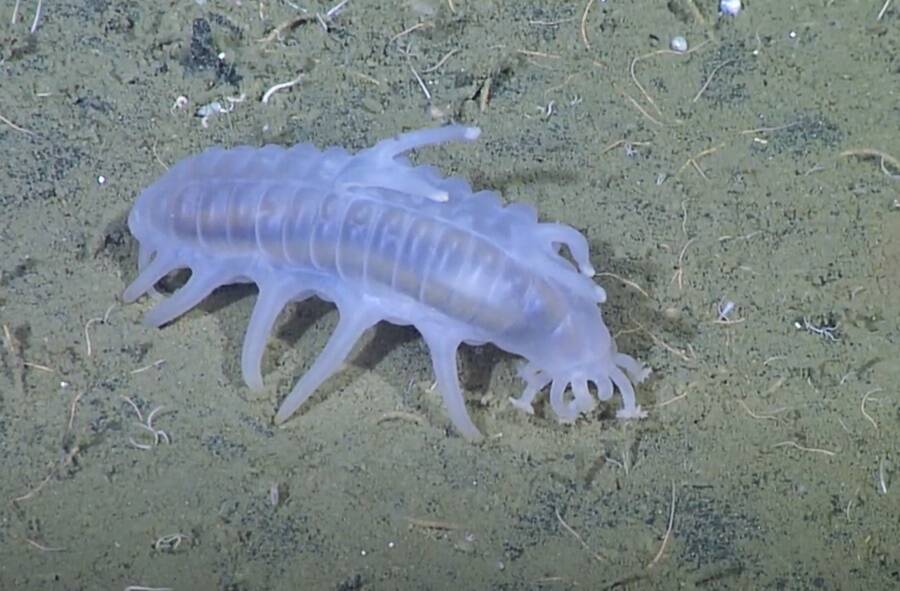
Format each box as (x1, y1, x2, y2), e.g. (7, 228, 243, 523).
(150, 165, 558, 336)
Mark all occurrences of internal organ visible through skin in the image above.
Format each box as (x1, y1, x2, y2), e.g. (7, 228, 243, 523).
(164, 181, 568, 337)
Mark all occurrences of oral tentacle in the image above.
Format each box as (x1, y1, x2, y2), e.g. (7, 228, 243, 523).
(609, 365, 647, 419)
(591, 375, 614, 401)
(549, 379, 577, 423)
(571, 379, 595, 415)
(614, 352, 652, 384)
(509, 371, 551, 415)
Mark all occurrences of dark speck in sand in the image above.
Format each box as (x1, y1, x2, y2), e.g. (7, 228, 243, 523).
(185, 16, 242, 87)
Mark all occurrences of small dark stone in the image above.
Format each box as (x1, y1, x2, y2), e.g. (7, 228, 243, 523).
(336, 574, 364, 591)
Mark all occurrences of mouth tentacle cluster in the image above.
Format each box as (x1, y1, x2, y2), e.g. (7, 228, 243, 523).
(509, 356, 650, 423)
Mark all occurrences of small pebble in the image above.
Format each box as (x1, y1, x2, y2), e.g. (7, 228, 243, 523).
(670, 35, 688, 53)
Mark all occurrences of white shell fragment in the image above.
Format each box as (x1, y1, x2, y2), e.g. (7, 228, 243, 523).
(720, 0, 741, 16)
(670, 35, 688, 53)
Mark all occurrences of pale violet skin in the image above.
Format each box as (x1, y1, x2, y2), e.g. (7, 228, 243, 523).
(123, 125, 649, 440)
